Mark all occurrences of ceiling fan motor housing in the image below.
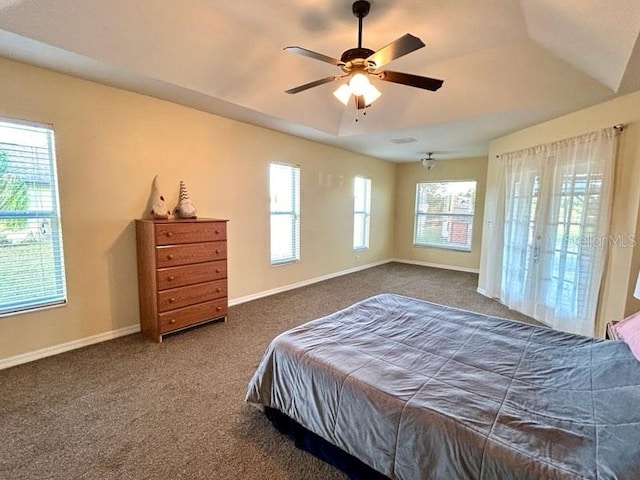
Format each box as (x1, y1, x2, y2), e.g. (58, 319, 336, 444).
(340, 48, 375, 64)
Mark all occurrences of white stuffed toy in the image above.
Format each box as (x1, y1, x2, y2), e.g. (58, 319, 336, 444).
(149, 175, 170, 219)
(173, 180, 197, 219)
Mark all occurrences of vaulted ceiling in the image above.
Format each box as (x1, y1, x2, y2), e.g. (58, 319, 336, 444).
(1, 0, 640, 162)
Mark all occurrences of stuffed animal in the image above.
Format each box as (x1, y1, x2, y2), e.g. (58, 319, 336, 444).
(149, 175, 170, 219)
(173, 180, 197, 218)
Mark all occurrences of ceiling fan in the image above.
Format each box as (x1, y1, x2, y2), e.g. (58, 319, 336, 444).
(421, 152, 438, 170)
(284, 0, 444, 110)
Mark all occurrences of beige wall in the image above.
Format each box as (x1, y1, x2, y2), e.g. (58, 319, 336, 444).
(393, 157, 488, 271)
(479, 90, 640, 336)
(0, 58, 396, 361)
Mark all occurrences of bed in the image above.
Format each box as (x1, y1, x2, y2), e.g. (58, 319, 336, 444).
(245, 294, 640, 479)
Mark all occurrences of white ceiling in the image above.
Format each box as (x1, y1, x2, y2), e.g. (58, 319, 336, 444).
(1, 0, 640, 162)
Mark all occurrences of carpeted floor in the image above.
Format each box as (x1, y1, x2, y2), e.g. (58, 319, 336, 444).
(0, 262, 537, 480)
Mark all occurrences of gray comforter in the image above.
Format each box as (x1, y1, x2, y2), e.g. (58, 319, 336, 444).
(245, 294, 640, 479)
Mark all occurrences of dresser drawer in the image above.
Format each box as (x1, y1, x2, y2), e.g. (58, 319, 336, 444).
(157, 279, 227, 312)
(159, 298, 228, 333)
(157, 260, 227, 290)
(156, 241, 227, 268)
(155, 221, 226, 245)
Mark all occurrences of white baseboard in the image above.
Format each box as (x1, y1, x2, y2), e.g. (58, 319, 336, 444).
(391, 258, 479, 274)
(0, 324, 140, 371)
(476, 287, 487, 296)
(229, 258, 393, 306)
(2, 257, 479, 370)
(2, 260, 393, 370)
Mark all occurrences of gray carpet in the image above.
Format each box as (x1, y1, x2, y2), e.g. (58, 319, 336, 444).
(0, 262, 537, 480)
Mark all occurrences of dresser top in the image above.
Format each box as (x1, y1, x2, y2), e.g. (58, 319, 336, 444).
(137, 217, 228, 224)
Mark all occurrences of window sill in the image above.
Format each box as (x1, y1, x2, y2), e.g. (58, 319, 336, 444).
(413, 243, 471, 253)
(270, 259, 300, 267)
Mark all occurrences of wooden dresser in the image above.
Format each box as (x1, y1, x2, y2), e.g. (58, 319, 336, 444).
(135, 218, 229, 342)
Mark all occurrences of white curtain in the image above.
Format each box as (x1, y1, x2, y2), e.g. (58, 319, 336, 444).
(495, 128, 617, 336)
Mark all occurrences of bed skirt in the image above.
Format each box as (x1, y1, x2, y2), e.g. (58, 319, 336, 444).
(264, 407, 389, 480)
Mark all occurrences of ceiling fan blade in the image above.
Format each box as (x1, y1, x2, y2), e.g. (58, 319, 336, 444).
(377, 70, 444, 91)
(284, 46, 342, 66)
(366, 34, 425, 68)
(285, 76, 340, 94)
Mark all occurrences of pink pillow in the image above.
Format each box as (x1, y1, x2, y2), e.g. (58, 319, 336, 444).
(614, 312, 640, 361)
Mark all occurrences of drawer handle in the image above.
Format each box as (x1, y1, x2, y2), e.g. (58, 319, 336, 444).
(167, 254, 174, 260)
(169, 297, 176, 303)
(166, 232, 173, 238)
(215, 249, 221, 254)
(216, 269, 221, 273)
(216, 288, 221, 293)
(215, 230, 220, 234)
(169, 319, 176, 324)
(168, 275, 176, 281)
(216, 306, 222, 312)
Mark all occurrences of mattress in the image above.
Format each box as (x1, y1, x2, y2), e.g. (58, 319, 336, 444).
(246, 293, 640, 479)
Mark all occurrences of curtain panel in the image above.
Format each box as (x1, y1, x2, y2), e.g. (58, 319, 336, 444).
(488, 128, 617, 336)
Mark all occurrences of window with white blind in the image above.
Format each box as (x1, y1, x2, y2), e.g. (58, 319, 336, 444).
(0, 118, 67, 316)
(414, 180, 476, 251)
(353, 176, 371, 250)
(270, 162, 300, 265)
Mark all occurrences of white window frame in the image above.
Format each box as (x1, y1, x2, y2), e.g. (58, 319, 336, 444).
(413, 180, 476, 252)
(0, 117, 67, 316)
(353, 176, 371, 251)
(269, 162, 300, 265)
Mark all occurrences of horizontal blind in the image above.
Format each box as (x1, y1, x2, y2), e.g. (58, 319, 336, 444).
(353, 176, 371, 250)
(414, 181, 476, 251)
(0, 119, 67, 316)
(270, 162, 300, 264)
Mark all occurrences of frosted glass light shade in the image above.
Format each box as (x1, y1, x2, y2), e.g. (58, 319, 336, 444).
(348, 72, 370, 96)
(333, 84, 352, 105)
(362, 83, 381, 105)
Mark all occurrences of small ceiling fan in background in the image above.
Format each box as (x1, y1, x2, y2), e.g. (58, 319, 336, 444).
(420, 152, 438, 170)
(284, 0, 444, 110)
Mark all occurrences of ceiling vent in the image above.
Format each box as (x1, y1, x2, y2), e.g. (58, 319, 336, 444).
(390, 137, 417, 144)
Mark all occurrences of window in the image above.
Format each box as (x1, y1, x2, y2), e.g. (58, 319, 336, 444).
(414, 180, 476, 251)
(0, 118, 67, 316)
(270, 162, 300, 265)
(353, 176, 371, 250)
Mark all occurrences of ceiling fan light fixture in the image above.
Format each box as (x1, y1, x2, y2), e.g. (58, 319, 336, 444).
(334, 76, 381, 106)
(333, 84, 352, 105)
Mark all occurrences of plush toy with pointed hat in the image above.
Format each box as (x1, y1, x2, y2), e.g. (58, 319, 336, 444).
(149, 175, 170, 219)
(173, 180, 197, 218)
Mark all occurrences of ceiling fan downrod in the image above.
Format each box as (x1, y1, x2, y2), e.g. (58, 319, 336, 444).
(341, 1, 374, 65)
(352, 0, 370, 49)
